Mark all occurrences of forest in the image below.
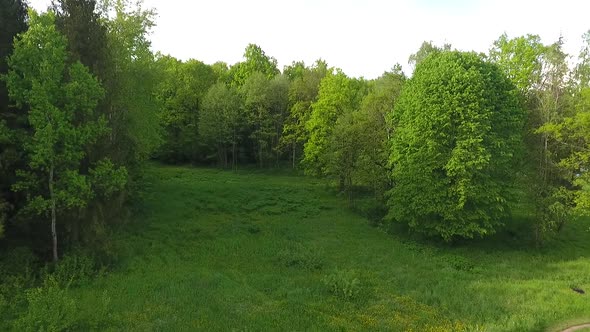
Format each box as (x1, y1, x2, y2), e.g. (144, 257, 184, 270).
(1, 0, 590, 331)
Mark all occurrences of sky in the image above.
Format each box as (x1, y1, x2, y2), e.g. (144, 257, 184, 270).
(28, 0, 590, 79)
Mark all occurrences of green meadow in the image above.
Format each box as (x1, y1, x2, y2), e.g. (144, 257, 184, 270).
(4, 164, 586, 331)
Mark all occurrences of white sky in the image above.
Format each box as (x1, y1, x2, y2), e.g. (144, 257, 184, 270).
(28, 0, 590, 79)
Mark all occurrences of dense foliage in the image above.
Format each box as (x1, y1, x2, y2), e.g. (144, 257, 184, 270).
(388, 51, 524, 240)
(0, 0, 589, 251)
(1, 0, 590, 330)
(1, 0, 160, 259)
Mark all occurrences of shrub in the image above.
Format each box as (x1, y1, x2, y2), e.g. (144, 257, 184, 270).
(441, 254, 475, 272)
(49, 252, 96, 287)
(323, 269, 361, 300)
(14, 276, 78, 332)
(0, 246, 38, 279)
(278, 243, 324, 270)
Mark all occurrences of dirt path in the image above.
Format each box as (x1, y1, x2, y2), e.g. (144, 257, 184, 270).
(561, 323, 590, 332)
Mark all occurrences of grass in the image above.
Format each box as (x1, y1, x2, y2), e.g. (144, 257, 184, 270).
(4, 164, 590, 331)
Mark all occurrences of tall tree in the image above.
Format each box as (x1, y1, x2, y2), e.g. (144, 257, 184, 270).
(409, 41, 451, 67)
(388, 51, 525, 241)
(199, 83, 243, 168)
(354, 66, 406, 200)
(0, 0, 28, 238)
(5, 11, 107, 261)
(267, 74, 290, 165)
(0, 0, 28, 113)
(156, 57, 215, 163)
(50, 0, 117, 243)
(101, 0, 162, 165)
(241, 72, 274, 167)
(490, 34, 572, 242)
(533, 33, 590, 236)
(52, 0, 109, 77)
(229, 44, 279, 87)
(281, 60, 328, 168)
(303, 69, 367, 184)
(489, 34, 545, 95)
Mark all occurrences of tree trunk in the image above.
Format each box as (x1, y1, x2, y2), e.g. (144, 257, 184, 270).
(292, 142, 296, 169)
(232, 142, 237, 170)
(339, 175, 345, 193)
(49, 165, 58, 263)
(259, 143, 263, 168)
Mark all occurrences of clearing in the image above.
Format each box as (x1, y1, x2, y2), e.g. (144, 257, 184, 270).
(69, 165, 590, 331)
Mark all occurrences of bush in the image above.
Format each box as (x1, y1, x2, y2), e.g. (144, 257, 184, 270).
(323, 269, 361, 300)
(278, 243, 324, 270)
(49, 252, 97, 287)
(0, 247, 38, 319)
(0, 246, 38, 279)
(441, 254, 475, 272)
(352, 199, 388, 226)
(14, 276, 78, 332)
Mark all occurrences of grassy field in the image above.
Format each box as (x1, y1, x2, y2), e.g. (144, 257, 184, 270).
(5, 164, 590, 331)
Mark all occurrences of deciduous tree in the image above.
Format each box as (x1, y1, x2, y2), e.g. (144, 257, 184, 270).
(5, 11, 109, 261)
(388, 51, 524, 241)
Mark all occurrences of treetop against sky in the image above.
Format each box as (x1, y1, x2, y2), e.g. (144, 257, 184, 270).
(27, 0, 590, 78)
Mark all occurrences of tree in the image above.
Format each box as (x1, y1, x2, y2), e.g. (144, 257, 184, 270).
(229, 44, 279, 87)
(409, 41, 451, 67)
(199, 83, 243, 168)
(490, 34, 573, 242)
(241, 72, 274, 167)
(156, 57, 216, 163)
(267, 74, 290, 165)
(0, 0, 28, 239)
(354, 67, 406, 200)
(281, 60, 328, 168)
(303, 69, 367, 181)
(532, 32, 590, 236)
(388, 51, 525, 241)
(52, 0, 109, 77)
(489, 34, 545, 95)
(100, 0, 162, 166)
(5, 10, 110, 261)
(211, 61, 230, 84)
(0, 0, 28, 113)
(538, 111, 590, 232)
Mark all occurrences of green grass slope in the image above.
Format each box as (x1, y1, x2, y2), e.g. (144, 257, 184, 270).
(64, 165, 590, 331)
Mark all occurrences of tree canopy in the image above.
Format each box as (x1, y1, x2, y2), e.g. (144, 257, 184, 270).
(388, 51, 525, 241)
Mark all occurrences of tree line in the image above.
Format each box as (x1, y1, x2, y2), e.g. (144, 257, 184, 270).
(1, 0, 590, 263)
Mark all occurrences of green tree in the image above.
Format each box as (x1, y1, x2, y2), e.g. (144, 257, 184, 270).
(490, 34, 573, 242)
(211, 61, 230, 84)
(52, 0, 109, 77)
(538, 111, 590, 232)
(101, 0, 162, 165)
(5, 11, 108, 261)
(354, 67, 406, 200)
(0, 0, 28, 111)
(409, 41, 451, 67)
(267, 74, 290, 165)
(303, 69, 367, 182)
(199, 83, 243, 168)
(489, 34, 545, 95)
(281, 60, 328, 168)
(156, 57, 216, 163)
(229, 44, 279, 87)
(241, 72, 274, 167)
(0, 0, 28, 239)
(388, 51, 525, 241)
(532, 33, 590, 236)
